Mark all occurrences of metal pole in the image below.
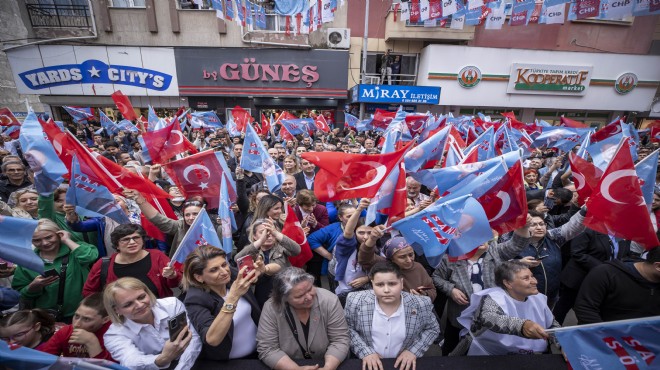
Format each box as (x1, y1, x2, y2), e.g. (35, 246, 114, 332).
(358, 0, 370, 120)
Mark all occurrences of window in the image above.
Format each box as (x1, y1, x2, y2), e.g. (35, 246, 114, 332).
(362, 53, 418, 86)
(110, 0, 146, 8)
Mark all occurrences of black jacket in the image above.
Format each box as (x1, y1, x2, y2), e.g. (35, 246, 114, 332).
(184, 283, 261, 361)
(294, 171, 315, 191)
(574, 260, 660, 324)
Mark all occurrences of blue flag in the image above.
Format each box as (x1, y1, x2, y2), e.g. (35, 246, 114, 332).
(404, 125, 450, 172)
(226, 115, 241, 137)
(218, 176, 237, 255)
(533, 126, 591, 152)
(18, 112, 67, 196)
(280, 119, 311, 136)
(170, 208, 222, 265)
(463, 126, 496, 162)
(62, 106, 93, 124)
(393, 194, 493, 258)
(191, 111, 223, 129)
(66, 155, 130, 224)
(554, 317, 660, 370)
(117, 119, 139, 133)
(345, 113, 359, 128)
(241, 122, 285, 192)
(0, 216, 43, 274)
(356, 118, 374, 133)
(586, 132, 624, 171)
(99, 111, 120, 135)
(274, 0, 308, 15)
(635, 149, 659, 208)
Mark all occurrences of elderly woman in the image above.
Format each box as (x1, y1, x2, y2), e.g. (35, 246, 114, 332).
(82, 224, 180, 298)
(182, 244, 261, 360)
(12, 219, 98, 323)
(124, 189, 221, 258)
(257, 267, 350, 370)
(103, 277, 201, 370)
(235, 218, 301, 306)
(358, 228, 437, 302)
(452, 261, 560, 356)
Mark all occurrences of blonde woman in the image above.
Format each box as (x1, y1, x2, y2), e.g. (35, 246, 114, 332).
(103, 277, 201, 370)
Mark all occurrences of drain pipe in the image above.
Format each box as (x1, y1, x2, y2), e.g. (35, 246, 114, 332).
(241, 25, 312, 49)
(2, 0, 98, 52)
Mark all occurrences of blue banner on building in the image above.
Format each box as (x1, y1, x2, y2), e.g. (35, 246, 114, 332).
(351, 84, 441, 104)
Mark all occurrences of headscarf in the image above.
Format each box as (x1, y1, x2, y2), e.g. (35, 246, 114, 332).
(382, 237, 409, 260)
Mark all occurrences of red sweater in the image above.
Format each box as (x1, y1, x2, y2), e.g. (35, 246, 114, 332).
(40, 321, 114, 361)
(82, 250, 181, 298)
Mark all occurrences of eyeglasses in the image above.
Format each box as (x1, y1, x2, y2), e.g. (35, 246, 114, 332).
(118, 236, 142, 244)
(0, 326, 35, 342)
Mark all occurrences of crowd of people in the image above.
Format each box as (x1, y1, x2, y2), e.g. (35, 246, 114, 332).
(0, 114, 659, 370)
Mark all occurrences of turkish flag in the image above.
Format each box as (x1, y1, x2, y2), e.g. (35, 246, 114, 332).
(301, 143, 410, 202)
(162, 150, 234, 209)
(372, 109, 396, 131)
(501, 111, 526, 131)
(585, 138, 659, 249)
(93, 154, 171, 199)
(478, 161, 528, 235)
(259, 113, 271, 136)
(560, 116, 589, 129)
(591, 120, 624, 143)
(276, 111, 296, 125)
(651, 127, 660, 143)
(141, 118, 196, 164)
(111, 90, 137, 121)
(405, 115, 428, 137)
(314, 114, 331, 133)
(448, 126, 467, 149)
(283, 204, 313, 268)
(231, 106, 252, 132)
(0, 107, 21, 139)
(280, 126, 294, 141)
(461, 146, 479, 164)
(568, 152, 602, 205)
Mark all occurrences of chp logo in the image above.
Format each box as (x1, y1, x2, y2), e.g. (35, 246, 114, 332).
(458, 66, 482, 89)
(614, 72, 638, 95)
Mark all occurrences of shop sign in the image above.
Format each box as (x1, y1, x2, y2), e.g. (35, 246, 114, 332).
(507, 63, 593, 96)
(6, 46, 178, 96)
(351, 84, 441, 104)
(614, 72, 638, 95)
(457, 66, 482, 88)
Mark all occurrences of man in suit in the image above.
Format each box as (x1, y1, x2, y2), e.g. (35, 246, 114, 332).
(295, 158, 318, 191)
(345, 262, 440, 370)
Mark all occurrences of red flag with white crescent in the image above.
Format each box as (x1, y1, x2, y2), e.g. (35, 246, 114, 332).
(568, 152, 602, 205)
(284, 204, 313, 268)
(478, 161, 528, 235)
(111, 90, 137, 121)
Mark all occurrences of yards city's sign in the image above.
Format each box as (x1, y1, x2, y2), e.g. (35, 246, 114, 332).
(19, 59, 172, 91)
(7, 46, 179, 96)
(352, 84, 441, 104)
(507, 63, 593, 96)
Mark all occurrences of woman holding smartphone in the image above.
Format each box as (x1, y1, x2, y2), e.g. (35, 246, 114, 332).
(182, 244, 262, 361)
(103, 277, 201, 370)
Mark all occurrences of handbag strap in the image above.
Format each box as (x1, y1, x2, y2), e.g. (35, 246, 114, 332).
(56, 255, 69, 309)
(284, 304, 311, 359)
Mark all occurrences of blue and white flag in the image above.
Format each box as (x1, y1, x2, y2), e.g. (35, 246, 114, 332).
(586, 132, 624, 171)
(533, 126, 591, 152)
(280, 119, 312, 136)
(242, 122, 285, 192)
(211, 0, 224, 18)
(191, 111, 223, 129)
(170, 208, 222, 265)
(393, 194, 493, 258)
(99, 111, 120, 135)
(0, 216, 43, 274)
(63, 106, 93, 124)
(274, 0, 307, 15)
(404, 125, 450, 171)
(66, 154, 130, 224)
(218, 176, 237, 255)
(345, 113, 359, 128)
(117, 119, 139, 133)
(19, 112, 67, 196)
(553, 316, 660, 370)
(635, 149, 659, 208)
(463, 126, 496, 162)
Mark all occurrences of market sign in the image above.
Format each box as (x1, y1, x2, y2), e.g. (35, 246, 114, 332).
(351, 84, 441, 104)
(507, 63, 593, 96)
(615, 72, 638, 95)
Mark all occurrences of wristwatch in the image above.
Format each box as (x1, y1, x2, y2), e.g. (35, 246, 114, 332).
(221, 302, 237, 313)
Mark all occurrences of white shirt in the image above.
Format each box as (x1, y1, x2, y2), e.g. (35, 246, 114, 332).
(227, 296, 257, 359)
(371, 296, 406, 358)
(104, 297, 202, 370)
(303, 172, 315, 189)
(335, 250, 366, 296)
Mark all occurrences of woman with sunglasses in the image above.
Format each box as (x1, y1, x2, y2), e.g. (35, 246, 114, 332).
(0, 309, 55, 350)
(123, 189, 221, 259)
(82, 224, 180, 299)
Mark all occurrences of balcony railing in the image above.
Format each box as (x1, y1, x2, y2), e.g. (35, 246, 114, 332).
(361, 73, 417, 86)
(26, 3, 91, 28)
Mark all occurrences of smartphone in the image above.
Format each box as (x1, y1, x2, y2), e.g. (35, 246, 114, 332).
(237, 255, 255, 278)
(42, 269, 59, 278)
(167, 312, 187, 340)
(537, 255, 550, 260)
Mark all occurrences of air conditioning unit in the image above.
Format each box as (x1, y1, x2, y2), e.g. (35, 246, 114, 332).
(327, 28, 350, 49)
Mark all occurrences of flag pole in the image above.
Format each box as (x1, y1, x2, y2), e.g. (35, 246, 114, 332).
(544, 316, 660, 334)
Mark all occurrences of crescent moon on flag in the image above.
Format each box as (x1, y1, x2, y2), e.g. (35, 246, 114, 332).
(183, 164, 211, 183)
(294, 221, 308, 245)
(488, 191, 510, 222)
(115, 101, 127, 113)
(600, 169, 639, 205)
(339, 161, 388, 191)
(170, 130, 184, 146)
(572, 171, 586, 191)
(52, 137, 63, 155)
(611, 125, 622, 135)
